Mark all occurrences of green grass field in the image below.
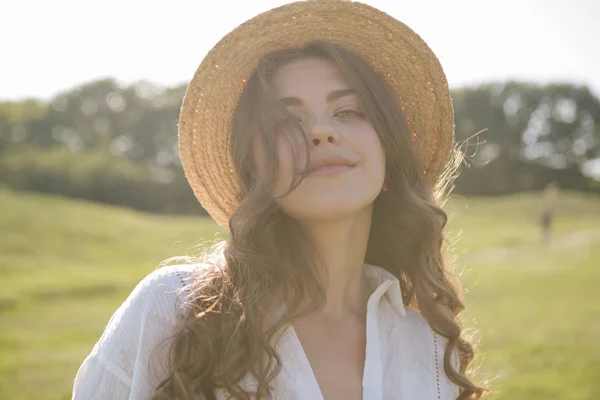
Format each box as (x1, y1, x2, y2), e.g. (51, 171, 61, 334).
(1, 187, 599, 400)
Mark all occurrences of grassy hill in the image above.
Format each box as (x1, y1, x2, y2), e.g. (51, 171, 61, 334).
(1, 187, 599, 399)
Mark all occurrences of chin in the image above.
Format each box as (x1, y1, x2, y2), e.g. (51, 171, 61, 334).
(281, 188, 378, 222)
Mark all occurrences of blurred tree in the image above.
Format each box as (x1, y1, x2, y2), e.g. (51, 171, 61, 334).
(452, 81, 600, 194)
(0, 99, 50, 151)
(0, 79, 198, 214)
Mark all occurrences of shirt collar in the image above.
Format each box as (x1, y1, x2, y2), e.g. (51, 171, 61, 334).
(267, 263, 407, 330)
(364, 263, 406, 317)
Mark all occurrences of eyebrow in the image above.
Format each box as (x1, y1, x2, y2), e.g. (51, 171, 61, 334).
(279, 88, 356, 106)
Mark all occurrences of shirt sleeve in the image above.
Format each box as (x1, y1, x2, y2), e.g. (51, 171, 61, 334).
(72, 265, 195, 400)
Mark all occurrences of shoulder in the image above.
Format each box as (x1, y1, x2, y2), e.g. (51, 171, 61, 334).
(131, 262, 211, 301)
(389, 306, 438, 349)
(136, 263, 199, 292)
(385, 305, 458, 371)
(73, 263, 210, 398)
(117, 264, 202, 318)
(93, 263, 207, 344)
(405, 308, 461, 394)
(400, 307, 455, 359)
(90, 263, 214, 360)
(384, 307, 460, 398)
(403, 307, 433, 332)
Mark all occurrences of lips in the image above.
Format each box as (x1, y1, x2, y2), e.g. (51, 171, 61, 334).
(306, 154, 357, 177)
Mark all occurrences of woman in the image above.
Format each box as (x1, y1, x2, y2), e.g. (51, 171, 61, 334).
(73, 1, 485, 399)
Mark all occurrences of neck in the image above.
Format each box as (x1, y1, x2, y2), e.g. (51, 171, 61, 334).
(303, 205, 374, 319)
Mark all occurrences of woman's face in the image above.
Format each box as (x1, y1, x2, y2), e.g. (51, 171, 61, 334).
(270, 58, 386, 222)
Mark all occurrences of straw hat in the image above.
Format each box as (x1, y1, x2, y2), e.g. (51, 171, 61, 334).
(178, 0, 454, 229)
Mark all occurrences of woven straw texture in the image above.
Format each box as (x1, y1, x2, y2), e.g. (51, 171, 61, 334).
(178, 0, 454, 229)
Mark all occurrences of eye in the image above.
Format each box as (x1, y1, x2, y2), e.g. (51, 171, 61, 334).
(334, 109, 365, 120)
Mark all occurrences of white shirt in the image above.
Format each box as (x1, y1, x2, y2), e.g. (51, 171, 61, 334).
(72, 263, 459, 399)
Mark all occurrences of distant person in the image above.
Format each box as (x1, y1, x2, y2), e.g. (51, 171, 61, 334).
(72, 2, 485, 400)
(540, 182, 559, 245)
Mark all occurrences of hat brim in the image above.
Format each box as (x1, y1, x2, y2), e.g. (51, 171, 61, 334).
(178, 0, 454, 229)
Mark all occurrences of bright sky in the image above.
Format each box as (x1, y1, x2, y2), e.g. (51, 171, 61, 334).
(2, 0, 599, 101)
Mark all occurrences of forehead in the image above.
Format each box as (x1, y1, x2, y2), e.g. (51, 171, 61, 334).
(272, 58, 350, 98)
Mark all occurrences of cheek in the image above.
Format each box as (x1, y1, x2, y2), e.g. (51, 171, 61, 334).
(359, 129, 386, 184)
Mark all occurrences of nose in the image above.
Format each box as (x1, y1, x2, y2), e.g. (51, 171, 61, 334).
(307, 121, 341, 148)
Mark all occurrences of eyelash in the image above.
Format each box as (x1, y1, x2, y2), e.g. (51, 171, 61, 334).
(334, 109, 365, 119)
(284, 109, 365, 124)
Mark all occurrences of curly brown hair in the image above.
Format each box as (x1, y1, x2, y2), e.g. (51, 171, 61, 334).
(151, 41, 485, 400)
